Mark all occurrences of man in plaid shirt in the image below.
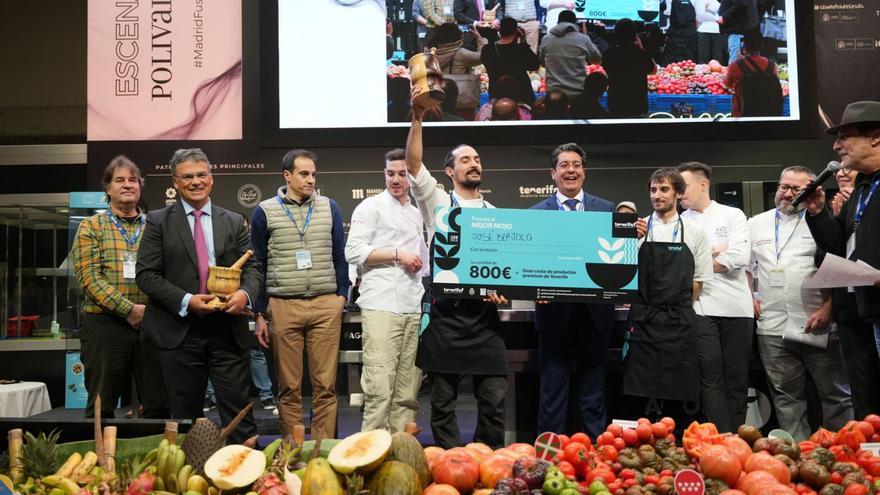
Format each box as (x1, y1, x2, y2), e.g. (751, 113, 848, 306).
(71, 155, 168, 418)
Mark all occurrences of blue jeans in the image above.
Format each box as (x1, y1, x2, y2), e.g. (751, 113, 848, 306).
(206, 347, 273, 401)
(727, 34, 742, 65)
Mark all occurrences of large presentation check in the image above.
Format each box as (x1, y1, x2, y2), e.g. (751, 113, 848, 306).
(573, 0, 660, 22)
(432, 207, 639, 302)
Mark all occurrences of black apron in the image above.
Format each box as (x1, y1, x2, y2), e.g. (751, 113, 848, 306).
(415, 201, 508, 376)
(623, 219, 700, 402)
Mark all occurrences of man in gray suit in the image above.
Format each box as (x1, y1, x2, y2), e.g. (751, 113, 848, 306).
(136, 148, 259, 443)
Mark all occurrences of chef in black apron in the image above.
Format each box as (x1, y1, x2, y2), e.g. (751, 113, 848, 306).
(624, 168, 712, 404)
(416, 199, 509, 450)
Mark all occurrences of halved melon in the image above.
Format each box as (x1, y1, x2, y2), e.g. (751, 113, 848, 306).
(326, 429, 392, 474)
(204, 444, 267, 490)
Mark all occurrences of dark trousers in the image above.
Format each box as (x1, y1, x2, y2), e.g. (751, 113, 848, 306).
(156, 321, 257, 444)
(697, 32, 724, 64)
(837, 319, 880, 418)
(697, 315, 754, 433)
(80, 313, 168, 418)
(429, 373, 506, 449)
(537, 316, 610, 438)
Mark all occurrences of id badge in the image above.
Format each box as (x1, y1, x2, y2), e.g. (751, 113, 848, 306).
(769, 268, 785, 287)
(296, 250, 313, 270)
(122, 252, 137, 279)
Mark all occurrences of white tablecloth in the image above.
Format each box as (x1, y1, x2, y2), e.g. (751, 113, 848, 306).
(0, 381, 52, 417)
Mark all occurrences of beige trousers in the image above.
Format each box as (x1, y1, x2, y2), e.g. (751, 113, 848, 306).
(269, 293, 344, 440)
(360, 308, 422, 432)
(518, 19, 540, 54)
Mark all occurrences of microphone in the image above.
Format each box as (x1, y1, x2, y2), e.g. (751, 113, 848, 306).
(792, 161, 841, 207)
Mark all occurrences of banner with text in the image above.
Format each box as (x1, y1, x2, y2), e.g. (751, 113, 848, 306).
(87, 0, 242, 140)
(814, 1, 880, 127)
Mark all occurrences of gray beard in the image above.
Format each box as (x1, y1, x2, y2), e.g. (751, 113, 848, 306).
(776, 201, 804, 216)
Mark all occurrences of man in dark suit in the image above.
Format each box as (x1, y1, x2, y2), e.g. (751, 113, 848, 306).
(136, 148, 259, 443)
(530, 143, 616, 437)
(454, 0, 503, 48)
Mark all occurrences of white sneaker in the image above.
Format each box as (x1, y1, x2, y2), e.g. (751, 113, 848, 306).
(272, 407, 278, 416)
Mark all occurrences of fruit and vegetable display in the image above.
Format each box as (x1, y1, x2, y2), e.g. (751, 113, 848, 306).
(6, 414, 880, 495)
(388, 59, 790, 100)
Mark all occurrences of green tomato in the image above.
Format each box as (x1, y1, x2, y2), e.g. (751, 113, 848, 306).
(543, 477, 565, 495)
(589, 480, 608, 495)
(559, 489, 580, 495)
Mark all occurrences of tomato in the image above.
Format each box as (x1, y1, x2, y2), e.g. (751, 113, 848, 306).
(723, 435, 754, 465)
(701, 444, 743, 486)
(597, 445, 618, 462)
(621, 428, 638, 447)
(556, 460, 576, 478)
(831, 472, 843, 484)
(597, 432, 615, 446)
(660, 416, 676, 431)
(431, 449, 480, 493)
(636, 423, 653, 443)
(683, 421, 724, 459)
(558, 434, 571, 449)
(613, 437, 626, 451)
(644, 475, 660, 485)
(837, 424, 867, 451)
(563, 442, 590, 474)
(854, 421, 875, 440)
(478, 452, 516, 488)
(830, 445, 857, 463)
(570, 432, 591, 447)
(736, 470, 780, 494)
(651, 422, 669, 439)
(864, 414, 880, 434)
(618, 469, 636, 480)
(607, 424, 623, 438)
(585, 468, 617, 485)
(743, 452, 791, 484)
(809, 428, 836, 448)
(637, 417, 651, 426)
(843, 484, 868, 495)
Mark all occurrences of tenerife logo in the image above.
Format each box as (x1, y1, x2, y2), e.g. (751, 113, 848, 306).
(237, 184, 261, 208)
(518, 184, 556, 199)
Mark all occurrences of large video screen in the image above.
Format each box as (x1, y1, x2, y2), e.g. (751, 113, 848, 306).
(268, 0, 813, 143)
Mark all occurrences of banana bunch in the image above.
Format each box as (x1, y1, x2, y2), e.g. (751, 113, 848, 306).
(41, 450, 109, 494)
(152, 439, 211, 495)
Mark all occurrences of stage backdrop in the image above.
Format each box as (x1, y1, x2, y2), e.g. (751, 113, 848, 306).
(87, 0, 242, 140)
(814, 0, 880, 126)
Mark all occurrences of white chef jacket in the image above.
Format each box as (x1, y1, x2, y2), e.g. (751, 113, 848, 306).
(407, 164, 495, 238)
(747, 208, 832, 337)
(345, 190, 429, 314)
(681, 200, 753, 317)
(639, 212, 714, 283)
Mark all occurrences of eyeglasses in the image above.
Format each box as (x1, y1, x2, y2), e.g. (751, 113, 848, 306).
(777, 184, 803, 194)
(175, 172, 211, 183)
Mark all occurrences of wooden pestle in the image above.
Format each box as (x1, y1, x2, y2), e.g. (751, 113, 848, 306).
(230, 249, 254, 270)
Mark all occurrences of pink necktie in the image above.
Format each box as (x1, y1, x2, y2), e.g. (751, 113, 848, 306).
(192, 210, 209, 294)
(477, 0, 484, 20)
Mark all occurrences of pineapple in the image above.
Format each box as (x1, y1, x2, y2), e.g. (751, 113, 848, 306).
(19, 430, 61, 478)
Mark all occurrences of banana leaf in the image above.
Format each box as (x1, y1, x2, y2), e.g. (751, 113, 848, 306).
(55, 434, 185, 464)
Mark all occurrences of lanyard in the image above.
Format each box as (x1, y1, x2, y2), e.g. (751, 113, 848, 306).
(647, 215, 680, 242)
(450, 192, 486, 208)
(107, 210, 144, 250)
(277, 195, 314, 241)
(854, 176, 880, 229)
(774, 209, 804, 262)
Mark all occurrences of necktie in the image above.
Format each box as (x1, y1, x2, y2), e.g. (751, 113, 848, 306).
(563, 198, 580, 211)
(192, 210, 210, 294)
(477, 0, 484, 20)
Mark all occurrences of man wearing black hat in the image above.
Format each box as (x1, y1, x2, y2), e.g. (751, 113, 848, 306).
(803, 100, 880, 356)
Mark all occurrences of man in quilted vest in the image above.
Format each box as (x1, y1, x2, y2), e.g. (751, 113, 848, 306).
(250, 149, 351, 440)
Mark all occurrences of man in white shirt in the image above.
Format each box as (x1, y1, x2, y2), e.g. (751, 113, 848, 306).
(678, 161, 754, 433)
(626, 168, 713, 405)
(747, 166, 853, 440)
(345, 148, 430, 433)
(695, 0, 723, 63)
(405, 86, 509, 449)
